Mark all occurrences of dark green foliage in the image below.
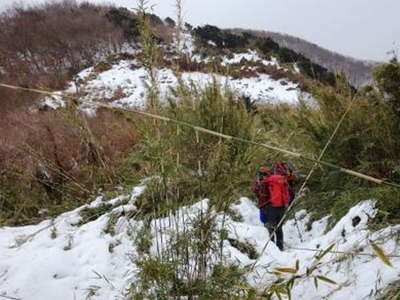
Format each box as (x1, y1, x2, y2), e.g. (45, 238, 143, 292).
(105, 9, 164, 42)
(193, 25, 249, 49)
(277, 47, 336, 85)
(227, 238, 259, 259)
(377, 279, 400, 300)
(297, 59, 336, 86)
(134, 225, 153, 255)
(193, 25, 222, 45)
(373, 58, 400, 130)
(131, 213, 248, 299)
(277, 47, 303, 63)
(241, 95, 258, 114)
(105, 7, 139, 41)
(135, 176, 205, 218)
(193, 25, 336, 86)
(256, 37, 280, 53)
(225, 206, 244, 222)
(374, 58, 400, 104)
(164, 17, 175, 27)
(184, 22, 193, 31)
(104, 212, 119, 236)
(76, 204, 113, 226)
(0, 178, 39, 225)
(132, 80, 266, 219)
(145, 13, 164, 26)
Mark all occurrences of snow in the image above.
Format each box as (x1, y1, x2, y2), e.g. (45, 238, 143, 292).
(294, 63, 301, 74)
(40, 92, 66, 110)
(207, 40, 217, 47)
(60, 58, 304, 113)
(0, 186, 143, 300)
(178, 32, 196, 56)
(221, 50, 278, 67)
(0, 184, 398, 299)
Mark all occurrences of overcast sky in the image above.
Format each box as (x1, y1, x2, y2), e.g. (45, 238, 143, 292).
(1, 0, 399, 61)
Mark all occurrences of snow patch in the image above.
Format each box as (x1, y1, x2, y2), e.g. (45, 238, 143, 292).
(1, 187, 397, 299)
(221, 50, 278, 67)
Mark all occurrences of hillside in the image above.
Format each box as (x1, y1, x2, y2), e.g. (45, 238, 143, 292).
(0, 2, 400, 299)
(232, 29, 378, 87)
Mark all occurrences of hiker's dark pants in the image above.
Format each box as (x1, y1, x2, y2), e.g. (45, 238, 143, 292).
(261, 206, 285, 251)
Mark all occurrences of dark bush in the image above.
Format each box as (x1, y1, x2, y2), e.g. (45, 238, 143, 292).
(164, 17, 176, 27)
(256, 37, 280, 54)
(105, 7, 139, 41)
(193, 25, 248, 49)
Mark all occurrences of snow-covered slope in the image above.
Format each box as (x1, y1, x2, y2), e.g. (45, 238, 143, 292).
(0, 184, 398, 300)
(42, 47, 307, 114)
(68, 58, 302, 108)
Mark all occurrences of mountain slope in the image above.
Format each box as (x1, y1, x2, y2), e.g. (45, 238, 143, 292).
(232, 29, 378, 87)
(1, 3, 400, 300)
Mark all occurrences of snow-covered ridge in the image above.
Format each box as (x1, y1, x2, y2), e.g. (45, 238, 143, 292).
(0, 184, 398, 300)
(41, 50, 306, 114)
(71, 60, 301, 108)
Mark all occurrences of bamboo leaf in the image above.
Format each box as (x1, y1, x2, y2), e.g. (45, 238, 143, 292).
(314, 277, 319, 289)
(371, 242, 393, 267)
(245, 288, 257, 299)
(275, 291, 283, 300)
(316, 243, 335, 261)
(268, 271, 283, 276)
(285, 285, 292, 300)
(274, 267, 297, 274)
(235, 282, 253, 291)
(295, 259, 300, 272)
(287, 277, 296, 290)
(316, 275, 337, 285)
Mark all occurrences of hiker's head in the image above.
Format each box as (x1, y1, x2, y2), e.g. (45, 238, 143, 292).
(259, 166, 272, 177)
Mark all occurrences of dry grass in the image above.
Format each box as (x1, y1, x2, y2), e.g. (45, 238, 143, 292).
(0, 108, 138, 225)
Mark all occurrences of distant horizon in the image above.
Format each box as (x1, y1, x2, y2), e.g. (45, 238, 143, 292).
(0, 0, 399, 62)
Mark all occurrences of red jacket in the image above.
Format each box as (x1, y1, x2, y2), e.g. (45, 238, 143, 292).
(265, 175, 289, 208)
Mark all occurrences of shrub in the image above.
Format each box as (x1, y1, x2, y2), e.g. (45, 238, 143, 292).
(130, 212, 248, 298)
(256, 37, 280, 54)
(164, 17, 176, 28)
(193, 25, 249, 50)
(105, 7, 139, 41)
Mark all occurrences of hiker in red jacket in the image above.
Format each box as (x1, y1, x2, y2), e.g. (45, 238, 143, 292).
(262, 169, 289, 251)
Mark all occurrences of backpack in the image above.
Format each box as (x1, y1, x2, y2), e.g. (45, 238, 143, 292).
(253, 166, 272, 194)
(253, 169, 271, 208)
(272, 162, 295, 176)
(252, 171, 265, 196)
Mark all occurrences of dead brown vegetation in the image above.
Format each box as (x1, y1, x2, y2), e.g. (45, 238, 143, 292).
(0, 0, 125, 110)
(0, 108, 138, 225)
